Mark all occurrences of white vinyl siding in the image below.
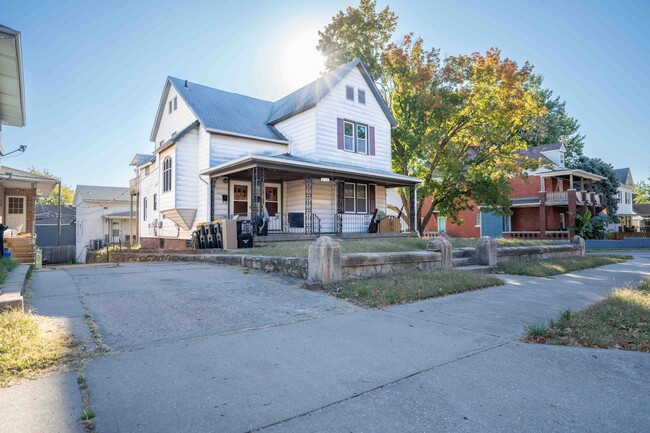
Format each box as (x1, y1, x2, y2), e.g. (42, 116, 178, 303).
(154, 85, 197, 148)
(315, 67, 391, 171)
(158, 146, 175, 211)
(174, 128, 199, 212)
(209, 134, 287, 167)
(196, 126, 211, 223)
(274, 108, 316, 158)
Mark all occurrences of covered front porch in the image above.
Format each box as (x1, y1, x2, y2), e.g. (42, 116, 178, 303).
(200, 154, 421, 237)
(504, 169, 606, 240)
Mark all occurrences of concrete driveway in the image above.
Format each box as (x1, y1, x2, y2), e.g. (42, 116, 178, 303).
(3, 254, 650, 433)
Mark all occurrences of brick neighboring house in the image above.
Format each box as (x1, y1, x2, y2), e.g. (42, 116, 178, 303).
(441, 143, 606, 239)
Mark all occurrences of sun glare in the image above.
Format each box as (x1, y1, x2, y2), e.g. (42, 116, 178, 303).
(276, 26, 325, 92)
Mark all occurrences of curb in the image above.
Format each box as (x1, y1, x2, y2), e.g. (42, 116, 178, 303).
(0, 264, 31, 312)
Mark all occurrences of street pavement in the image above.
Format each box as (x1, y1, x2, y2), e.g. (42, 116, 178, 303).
(1, 253, 649, 433)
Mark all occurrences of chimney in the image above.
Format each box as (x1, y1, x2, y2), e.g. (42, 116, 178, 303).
(184, 80, 188, 88)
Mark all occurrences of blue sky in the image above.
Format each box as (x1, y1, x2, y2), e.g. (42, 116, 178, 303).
(1, 0, 649, 188)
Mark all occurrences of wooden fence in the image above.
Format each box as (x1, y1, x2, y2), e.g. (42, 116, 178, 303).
(41, 245, 76, 264)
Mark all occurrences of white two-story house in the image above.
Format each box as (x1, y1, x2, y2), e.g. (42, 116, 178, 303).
(131, 59, 421, 248)
(611, 168, 636, 232)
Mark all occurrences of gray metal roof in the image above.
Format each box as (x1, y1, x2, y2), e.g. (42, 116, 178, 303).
(0, 25, 25, 127)
(267, 59, 397, 127)
(35, 204, 76, 225)
(130, 153, 155, 167)
(510, 197, 541, 207)
(520, 143, 563, 161)
(167, 78, 287, 143)
(73, 185, 130, 205)
(614, 168, 633, 186)
(151, 59, 396, 144)
(103, 211, 134, 218)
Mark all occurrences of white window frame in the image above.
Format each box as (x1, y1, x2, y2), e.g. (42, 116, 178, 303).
(143, 197, 148, 221)
(230, 181, 251, 218)
(475, 211, 481, 227)
(356, 123, 368, 154)
(153, 194, 157, 211)
(343, 121, 355, 152)
(163, 157, 172, 192)
(343, 182, 368, 214)
(358, 89, 366, 104)
(173, 96, 178, 110)
(168, 100, 172, 114)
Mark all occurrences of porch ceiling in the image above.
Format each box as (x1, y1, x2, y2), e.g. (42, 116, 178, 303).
(538, 169, 606, 182)
(0, 25, 25, 127)
(201, 154, 422, 188)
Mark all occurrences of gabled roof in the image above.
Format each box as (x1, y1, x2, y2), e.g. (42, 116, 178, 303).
(35, 204, 76, 225)
(633, 204, 650, 216)
(267, 59, 397, 127)
(149, 59, 396, 144)
(520, 143, 564, 161)
(154, 120, 200, 154)
(0, 166, 58, 197)
(614, 168, 634, 186)
(130, 153, 156, 167)
(73, 185, 130, 205)
(150, 79, 288, 144)
(0, 25, 25, 127)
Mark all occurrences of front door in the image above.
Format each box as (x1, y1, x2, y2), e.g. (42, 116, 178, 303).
(230, 182, 251, 218)
(6, 196, 26, 231)
(264, 184, 282, 231)
(437, 216, 447, 234)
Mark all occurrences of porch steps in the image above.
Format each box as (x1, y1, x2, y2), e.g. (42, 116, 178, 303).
(4, 237, 35, 264)
(452, 257, 478, 267)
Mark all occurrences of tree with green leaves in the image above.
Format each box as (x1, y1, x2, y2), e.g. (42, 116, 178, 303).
(382, 36, 544, 230)
(521, 75, 585, 165)
(566, 156, 619, 215)
(28, 167, 75, 205)
(634, 179, 650, 204)
(317, 0, 397, 86)
(569, 209, 608, 239)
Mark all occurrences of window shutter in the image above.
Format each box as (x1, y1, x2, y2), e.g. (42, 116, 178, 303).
(369, 184, 376, 212)
(337, 118, 344, 150)
(369, 126, 375, 156)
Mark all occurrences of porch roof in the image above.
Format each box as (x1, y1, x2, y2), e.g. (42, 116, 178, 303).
(537, 168, 606, 181)
(200, 153, 422, 187)
(103, 211, 134, 219)
(0, 166, 57, 197)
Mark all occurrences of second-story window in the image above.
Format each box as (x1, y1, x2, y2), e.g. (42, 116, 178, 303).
(163, 156, 173, 192)
(173, 96, 177, 110)
(143, 197, 148, 221)
(168, 100, 172, 114)
(144, 166, 150, 176)
(153, 194, 157, 211)
(344, 121, 355, 151)
(356, 124, 367, 154)
(358, 89, 366, 104)
(346, 85, 354, 101)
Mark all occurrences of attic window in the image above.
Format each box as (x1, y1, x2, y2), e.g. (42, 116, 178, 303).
(168, 100, 172, 114)
(358, 90, 366, 104)
(173, 96, 178, 110)
(346, 86, 354, 101)
(559, 152, 565, 166)
(144, 166, 150, 176)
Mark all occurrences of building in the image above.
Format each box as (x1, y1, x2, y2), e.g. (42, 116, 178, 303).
(610, 168, 635, 232)
(441, 143, 606, 239)
(74, 185, 134, 263)
(131, 59, 420, 248)
(0, 25, 57, 262)
(633, 204, 650, 233)
(35, 204, 76, 246)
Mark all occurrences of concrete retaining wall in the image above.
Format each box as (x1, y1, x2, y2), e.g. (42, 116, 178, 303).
(341, 251, 443, 278)
(585, 238, 650, 249)
(497, 244, 582, 264)
(85, 251, 308, 279)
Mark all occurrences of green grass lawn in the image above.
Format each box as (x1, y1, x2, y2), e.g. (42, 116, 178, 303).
(228, 236, 558, 258)
(496, 255, 631, 277)
(523, 280, 650, 352)
(0, 310, 75, 386)
(0, 258, 18, 285)
(331, 270, 504, 308)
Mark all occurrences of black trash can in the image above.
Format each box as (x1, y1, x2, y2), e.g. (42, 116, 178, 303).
(206, 223, 216, 249)
(237, 220, 254, 249)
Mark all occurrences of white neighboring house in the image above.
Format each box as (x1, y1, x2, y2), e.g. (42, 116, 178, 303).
(131, 59, 421, 248)
(611, 168, 636, 232)
(74, 185, 134, 262)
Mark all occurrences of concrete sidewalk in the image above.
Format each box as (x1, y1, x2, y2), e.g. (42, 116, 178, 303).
(2, 255, 649, 433)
